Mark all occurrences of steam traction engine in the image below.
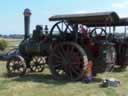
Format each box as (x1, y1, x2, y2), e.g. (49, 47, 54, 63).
(6, 9, 119, 81)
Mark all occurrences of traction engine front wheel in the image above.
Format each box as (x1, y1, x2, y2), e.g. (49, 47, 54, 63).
(6, 55, 27, 76)
(29, 56, 46, 72)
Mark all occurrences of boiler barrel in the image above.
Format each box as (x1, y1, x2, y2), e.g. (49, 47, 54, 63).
(19, 40, 50, 56)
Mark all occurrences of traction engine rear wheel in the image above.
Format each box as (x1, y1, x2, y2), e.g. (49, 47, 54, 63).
(93, 45, 116, 74)
(98, 45, 117, 72)
(119, 46, 128, 69)
(48, 42, 88, 81)
(104, 46, 117, 72)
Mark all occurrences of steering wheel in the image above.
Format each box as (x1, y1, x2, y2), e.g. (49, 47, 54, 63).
(90, 28, 107, 40)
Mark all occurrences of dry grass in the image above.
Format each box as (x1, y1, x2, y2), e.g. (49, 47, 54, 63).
(0, 38, 21, 51)
(0, 61, 128, 96)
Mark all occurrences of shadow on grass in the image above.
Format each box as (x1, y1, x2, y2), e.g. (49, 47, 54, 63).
(92, 78, 102, 83)
(113, 67, 127, 72)
(2, 73, 21, 78)
(2, 72, 103, 85)
(81, 77, 102, 84)
(2, 73, 69, 85)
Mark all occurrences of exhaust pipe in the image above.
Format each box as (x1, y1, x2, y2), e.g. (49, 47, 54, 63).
(23, 8, 32, 40)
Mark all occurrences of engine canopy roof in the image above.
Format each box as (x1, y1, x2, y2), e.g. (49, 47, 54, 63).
(49, 11, 128, 27)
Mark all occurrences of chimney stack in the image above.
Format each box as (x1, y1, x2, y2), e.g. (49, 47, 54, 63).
(23, 8, 31, 39)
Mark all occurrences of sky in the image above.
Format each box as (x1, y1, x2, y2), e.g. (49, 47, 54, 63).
(0, 0, 128, 35)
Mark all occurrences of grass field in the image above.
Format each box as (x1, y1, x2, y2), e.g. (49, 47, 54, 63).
(0, 61, 128, 96)
(6, 38, 22, 49)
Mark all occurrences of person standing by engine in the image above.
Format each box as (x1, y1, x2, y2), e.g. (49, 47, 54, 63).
(79, 24, 94, 83)
(79, 25, 90, 41)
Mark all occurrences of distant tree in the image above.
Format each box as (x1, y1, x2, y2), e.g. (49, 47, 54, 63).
(0, 39, 8, 50)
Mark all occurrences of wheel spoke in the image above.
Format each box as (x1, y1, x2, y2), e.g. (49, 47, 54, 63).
(53, 44, 66, 58)
(59, 45, 66, 57)
(53, 64, 62, 69)
(70, 46, 75, 55)
(100, 29, 103, 36)
(71, 66, 81, 76)
(55, 47, 64, 57)
(54, 59, 62, 65)
(57, 25, 63, 33)
(52, 53, 62, 60)
(64, 22, 73, 32)
(66, 46, 71, 55)
(38, 57, 41, 62)
(33, 58, 36, 62)
(9, 62, 14, 66)
(18, 67, 24, 72)
(64, 24, 69, 33)
(57, 69, 65, 75)
(9, 66, 13, 71)
(68, 69, 73, 79)
(39, 58, 44, 63)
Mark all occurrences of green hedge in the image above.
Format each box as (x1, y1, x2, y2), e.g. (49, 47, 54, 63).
(0, 39, 8, 51)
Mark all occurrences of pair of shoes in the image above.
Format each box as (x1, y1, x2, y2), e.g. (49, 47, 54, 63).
(83, 75, 92, 83)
